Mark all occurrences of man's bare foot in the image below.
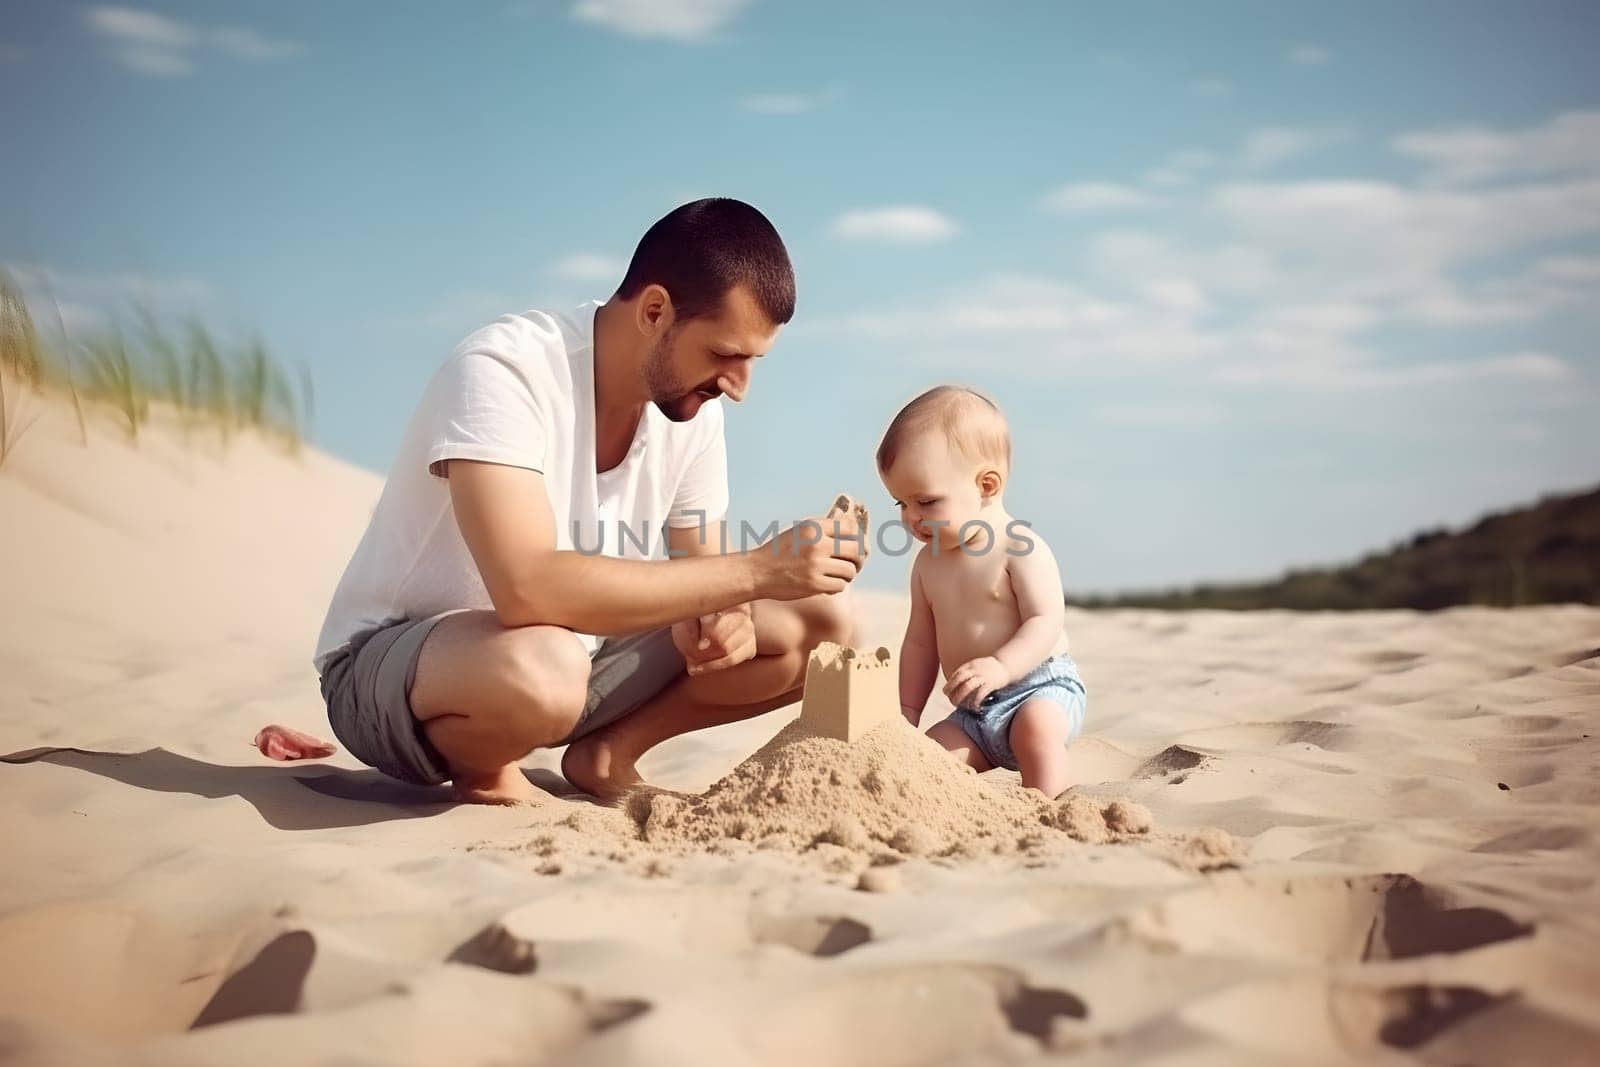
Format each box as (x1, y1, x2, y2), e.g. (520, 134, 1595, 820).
(561, 729, 644, 802)
(452, 764, 542, 806)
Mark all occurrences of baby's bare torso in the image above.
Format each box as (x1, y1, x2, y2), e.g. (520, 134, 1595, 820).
(920, 533, 1066, 675)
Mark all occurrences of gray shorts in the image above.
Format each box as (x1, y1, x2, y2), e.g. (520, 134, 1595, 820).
(317, 611, 684, 786)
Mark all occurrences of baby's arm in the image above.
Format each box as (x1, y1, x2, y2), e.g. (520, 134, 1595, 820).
(992, 531, 1066, 680)
(898, 549, 940, 726)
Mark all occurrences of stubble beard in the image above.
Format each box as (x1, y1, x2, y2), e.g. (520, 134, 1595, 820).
(642, 327, 699, 423)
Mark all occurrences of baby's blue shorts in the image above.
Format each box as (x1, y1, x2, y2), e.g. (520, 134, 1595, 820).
(940, 654, 1087, 771)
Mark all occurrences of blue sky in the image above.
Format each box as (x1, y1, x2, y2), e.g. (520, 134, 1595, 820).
(4, 1, 1598, 594)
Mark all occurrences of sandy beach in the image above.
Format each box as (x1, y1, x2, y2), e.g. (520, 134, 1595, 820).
(3, 394, 1598, 1066)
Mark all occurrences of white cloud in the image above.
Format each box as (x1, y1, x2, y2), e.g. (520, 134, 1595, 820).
(1089, 174, 1600, 344)
(120, 45, 195, 77)
(1288, 45, 1331, 66)
(828, 206, 958, 243)
(1481, 351, 1575, 381)
(738, 85, 845, 115)
(1142, 149, 1218, 188)
(549, 253, 626, 282)
(1393, 110, 1600, 185)
(821, 254, 1587, 396)
(1536, 254, 1600, 285)
(210, 26, 304, 61)
(84, 6, 302, 77)
(1220, 349, 1574, 389)
(1254, 301, 1382, 336)
(833, 111, 1599, 402)
(1399, 266, 1593, 326)
(571, 0, 747, 42)
(1090, 230, 1277, 297)
(1189, 77, 1232, 98)
(1238, 126, 1351, 171)
(825, 178, 1595, 392)
(1210, 178, 1600, 290)
(1171, 149, 1219, 170)
(1141, 167, 1188, 189)
(1040, 182, 1157, 213)
(86, 6, 195, 49)
(819, 273, 1222, 370)
(1141, 277, 1209, 317)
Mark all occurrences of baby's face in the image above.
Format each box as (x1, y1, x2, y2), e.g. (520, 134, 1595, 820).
(879, 434, 992, 551)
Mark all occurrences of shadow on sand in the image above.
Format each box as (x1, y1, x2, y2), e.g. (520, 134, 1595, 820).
(1, 745, 494, 830)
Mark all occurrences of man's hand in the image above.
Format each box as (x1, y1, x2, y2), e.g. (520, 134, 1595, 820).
(943, 656, 1010, 710)
(673, 605, 757, 675)
(751, 503, 867, 601)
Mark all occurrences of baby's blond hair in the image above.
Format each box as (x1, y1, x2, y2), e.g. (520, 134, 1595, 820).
(875, 385, 1011, 477)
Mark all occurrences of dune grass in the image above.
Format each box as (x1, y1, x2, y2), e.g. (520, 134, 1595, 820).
(0, 268, 313, 464)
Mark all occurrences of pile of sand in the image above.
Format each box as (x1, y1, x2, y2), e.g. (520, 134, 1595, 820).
(488, 716, 1222, 887)
(627, 717, 1168, 865)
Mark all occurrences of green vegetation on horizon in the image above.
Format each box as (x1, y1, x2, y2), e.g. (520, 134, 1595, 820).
(1071, 485, 1600, 610)
(0, 269, 312, 463)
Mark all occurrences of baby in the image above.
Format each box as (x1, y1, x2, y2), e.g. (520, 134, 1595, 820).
(876, 385, 1087, 797)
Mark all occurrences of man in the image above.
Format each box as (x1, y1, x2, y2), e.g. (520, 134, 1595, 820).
(313, 199, 863, 805)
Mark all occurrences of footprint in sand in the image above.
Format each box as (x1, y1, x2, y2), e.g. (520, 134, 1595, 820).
(1360, 649, 1427, 673)
(192, 930, 316, 1027)
(741, 964, 1087, 1064)
(1558, 645, 1600, 667)
(749, 914, 873, 958)
(1134, 744, 1212, 781)
(1184, 975, 1511, 1057)
(1276, 720, 1360, 751)
(448, 921, 539, 975)
(1472, 824, 1589, 854)
(1496, 713, 1565, 735)
(1114, 873, 1533, 964)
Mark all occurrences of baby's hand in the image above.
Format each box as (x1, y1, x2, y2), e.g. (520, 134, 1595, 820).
(944, 656, 1010, 710)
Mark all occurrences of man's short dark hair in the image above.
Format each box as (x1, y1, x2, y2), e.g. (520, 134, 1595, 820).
(615, 198, 795, 325)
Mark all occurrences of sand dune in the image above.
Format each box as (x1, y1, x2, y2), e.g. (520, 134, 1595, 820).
(2, 389, 1598, 1065)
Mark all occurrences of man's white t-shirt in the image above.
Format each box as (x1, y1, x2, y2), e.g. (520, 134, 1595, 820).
(312, 301, 729, 674)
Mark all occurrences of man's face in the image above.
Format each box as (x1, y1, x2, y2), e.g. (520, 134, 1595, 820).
(643, 284, 779, 422)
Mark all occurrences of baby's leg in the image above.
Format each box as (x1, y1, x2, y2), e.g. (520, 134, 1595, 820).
(1008, 698, 1072, 798)
(926, 719, 994, 774)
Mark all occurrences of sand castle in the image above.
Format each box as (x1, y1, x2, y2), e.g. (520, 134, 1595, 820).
(795, 494, 891, 742)
(800, 641, 900, 742)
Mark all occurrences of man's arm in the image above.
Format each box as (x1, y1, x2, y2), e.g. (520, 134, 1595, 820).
(667, 519, 759, 614)
(666, 519, 756, 673)
(447, 460, 858, 635)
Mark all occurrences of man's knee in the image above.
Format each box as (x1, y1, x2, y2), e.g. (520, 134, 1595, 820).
(795, 589, 856, 649)
(498, 626, 591, 746)
(750, 589, 858, 662)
